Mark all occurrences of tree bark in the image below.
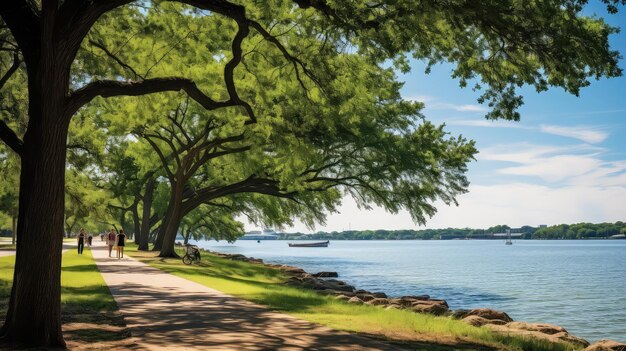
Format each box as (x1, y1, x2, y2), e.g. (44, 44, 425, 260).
(0, 68, 68, 347)
(10, 216, 16, 245)
(158, 182, 184, 258)
(138, 177, 156, 251)
(131, 200, 140, 243)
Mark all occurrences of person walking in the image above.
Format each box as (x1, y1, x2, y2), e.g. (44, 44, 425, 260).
(87, 233, 93, 247)
(77, 229, 86, 254)
(116, 229, 126, 259)
(107, 229, 117, 257)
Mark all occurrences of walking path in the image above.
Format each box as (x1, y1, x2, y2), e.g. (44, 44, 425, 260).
(91, 241, 408, 351)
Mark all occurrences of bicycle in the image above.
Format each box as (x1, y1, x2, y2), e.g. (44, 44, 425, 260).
(182, 244, 201, 265)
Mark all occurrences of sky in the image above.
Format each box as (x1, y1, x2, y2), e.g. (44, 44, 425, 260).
(256, 5, 626, 233)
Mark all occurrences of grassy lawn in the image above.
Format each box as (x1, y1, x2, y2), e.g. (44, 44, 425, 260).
(127, 244, 579, 351)
(0, 247, 133, 350)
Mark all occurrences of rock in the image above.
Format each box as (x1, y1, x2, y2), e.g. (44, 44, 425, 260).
(316, 289, 355, 297)
(462, 315, 507, 327)
(451, 309, 470, 319)
(347, 296, 363, 304)
(400, 295, 430, 301)
(372, 292, 388, 298)
(465, 308, 513, 322)
(486, 322, 589, 348)
(583, 340, 626, 351)
(412, 304, 447, 315)
(365, 298, 389, 306)
(334, 295, 351, 302)
(356, 294, 375, 302)
(505, 322, 566, 335)
(279, 265, 306, 274)
(312, 271, 339, 278)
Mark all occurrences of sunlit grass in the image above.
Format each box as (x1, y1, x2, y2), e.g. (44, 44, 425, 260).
(127, 244, 579, 351)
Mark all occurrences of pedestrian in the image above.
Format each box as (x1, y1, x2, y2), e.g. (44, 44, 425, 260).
(77, 228, 86, 254)
(107, 229, 116, 257)
(116, 229, 126, 259)
(87, 233, 93, 247)
(100, 233, 104, 241)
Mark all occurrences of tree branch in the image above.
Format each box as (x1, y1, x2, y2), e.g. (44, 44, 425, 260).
(67, 77, 236, 118)
(88, 39, 143, 79)
(0, 51, 20, 90)
(0, 0, 40, 65)
(0, 119, 22, 155)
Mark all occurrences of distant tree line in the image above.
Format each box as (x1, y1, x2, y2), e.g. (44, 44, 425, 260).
(277, 222, 626, 240)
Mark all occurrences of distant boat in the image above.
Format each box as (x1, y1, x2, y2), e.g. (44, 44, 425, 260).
(505, 229, 513, 245)
(288, 241, 329, 248)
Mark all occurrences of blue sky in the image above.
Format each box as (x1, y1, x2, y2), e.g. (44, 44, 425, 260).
(276, 5, 626, 232)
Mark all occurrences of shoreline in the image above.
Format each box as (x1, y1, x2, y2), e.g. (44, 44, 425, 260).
(198, 246, 626, 351)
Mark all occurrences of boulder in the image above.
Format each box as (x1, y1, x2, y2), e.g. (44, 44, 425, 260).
(372, 292, 388, 298)
(334, 295, 351, 302)
(486, 322, 589, 348)
(278, 265, 307, 274)
(316, 289, 356, 297)
(312, 271, 339, 278)
(451, 309, 471, 319)
(583, 340, 626, 351)
(505, 322, 566, 335)
(462, 315, 507, 327)
(347, 296, 363, 304)
(356, 294, 376, 302)
(411, 300, 449, 315)
(365, 298, 389, 306)
(464, 308, 513, 322)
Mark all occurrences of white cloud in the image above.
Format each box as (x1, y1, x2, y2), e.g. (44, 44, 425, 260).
(448, 119, 531, 129)
(540, 124, 609, 144)
(406, 95, 436, 103)
(262, 183, 626, 232)
(429, 102, 488, 112)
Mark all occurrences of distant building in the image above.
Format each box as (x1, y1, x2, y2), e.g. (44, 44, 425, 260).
(240, 228, 278, 240)
(539, 224, 547, 228)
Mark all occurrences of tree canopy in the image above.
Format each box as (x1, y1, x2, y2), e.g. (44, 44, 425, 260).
(0, 0, 624, 347)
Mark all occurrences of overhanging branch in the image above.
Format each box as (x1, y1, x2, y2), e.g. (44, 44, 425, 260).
(0, 119, 22, 155)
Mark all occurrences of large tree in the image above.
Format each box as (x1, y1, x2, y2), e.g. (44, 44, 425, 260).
(0, 0, 623, 347)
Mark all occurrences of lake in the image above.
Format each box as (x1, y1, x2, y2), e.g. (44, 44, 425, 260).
(190, 239, 626, 342)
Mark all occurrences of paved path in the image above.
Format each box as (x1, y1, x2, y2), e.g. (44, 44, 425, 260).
(91, 242, 408, 351)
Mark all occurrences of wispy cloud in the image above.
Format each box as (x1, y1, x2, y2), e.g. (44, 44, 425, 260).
(429, 102, 488, 112)
(539, 124, 608, 144)
(448, 119, 531, 129)
(479, 143, 626, 185)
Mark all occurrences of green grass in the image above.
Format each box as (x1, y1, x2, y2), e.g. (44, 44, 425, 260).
(127, 244, 580, 351)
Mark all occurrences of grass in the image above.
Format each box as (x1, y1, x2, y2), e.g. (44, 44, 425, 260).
(127, 244, 580, 351)
(0, 247, 133, 349)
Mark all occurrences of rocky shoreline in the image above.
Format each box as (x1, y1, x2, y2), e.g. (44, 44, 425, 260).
(209, 250, 625, 351)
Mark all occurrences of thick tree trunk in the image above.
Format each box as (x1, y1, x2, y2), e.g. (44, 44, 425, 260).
(0, 93, 68, 347)
(138, 178, 156, 251)
(158, 182, 184, 257)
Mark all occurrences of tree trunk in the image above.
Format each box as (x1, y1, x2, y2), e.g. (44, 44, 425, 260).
(10, 216, 16, 245)
(158, 182, 184, 257)
(138, 178, 156, 251)
(131, 200, 140, 243)
(0, 79, 68, 347)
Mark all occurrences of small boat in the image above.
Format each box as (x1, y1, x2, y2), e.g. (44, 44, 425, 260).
(288, 241, 329, 248)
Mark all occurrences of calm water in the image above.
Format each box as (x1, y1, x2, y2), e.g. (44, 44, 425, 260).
(191, 239, 626, 342)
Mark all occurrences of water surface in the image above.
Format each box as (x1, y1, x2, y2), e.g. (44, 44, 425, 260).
(191, 239, 626, 342)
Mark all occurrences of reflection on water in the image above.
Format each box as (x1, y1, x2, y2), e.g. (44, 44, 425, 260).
(191, 239, 626, 342)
